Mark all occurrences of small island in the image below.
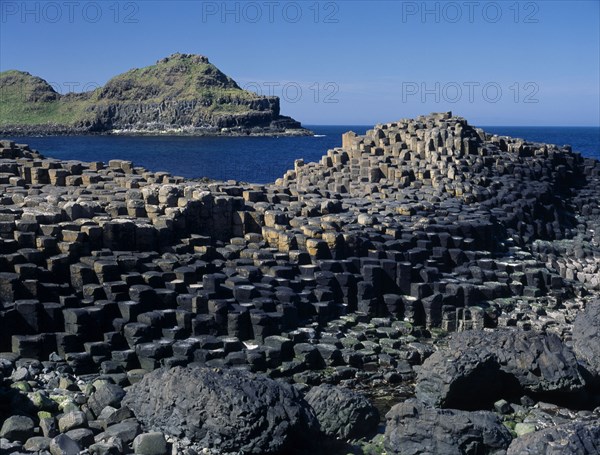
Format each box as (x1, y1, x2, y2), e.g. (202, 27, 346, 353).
(0, 53, 312, 137)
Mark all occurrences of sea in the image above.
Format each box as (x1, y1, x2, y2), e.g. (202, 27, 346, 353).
(5, 126, 599, 184)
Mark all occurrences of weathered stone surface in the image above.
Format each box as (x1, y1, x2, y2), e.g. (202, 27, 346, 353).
(416, 330, 584, 409)
(65, 427, 95, 447)
(304, 384, 379, 440)
(0, 415, 35, 442)
(133, 432, 168, 455)
(89, 438, 125, 455)
(384, 400, 512, 455)
(123, 366, 319, 454)
(0, 111, 599, 454)
(573, 299, 600, 379)
(103, 420, 141, 444)
(507, 422, 600, 455)
(88, 382, 126, 417)
(49, 434, 81, 455)
(58, 410, 87, 433)
(24, 436, 51, 451)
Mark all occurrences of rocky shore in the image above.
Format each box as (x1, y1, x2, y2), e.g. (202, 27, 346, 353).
(0, 123, 313, 138)
(0, 112, 599, 454)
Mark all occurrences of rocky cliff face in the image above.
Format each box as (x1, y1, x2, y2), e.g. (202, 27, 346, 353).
(0, 53, 308, 135)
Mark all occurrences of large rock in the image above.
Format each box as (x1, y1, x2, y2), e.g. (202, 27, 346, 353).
(507, 422, 600, 455)
(88, 382, 126, 417)
(384, 400, 512, 455)
(123, 366, 319, 454)
(103, 420, 142, 445)
(49, 434, 81, 455)
(304, 385, 379, 440)
(0, 415, 36, 442)
(133, 432, 168, 455)
(24, 436, 51, 452)
(416, 330, 584, 409)
(58, 410, 88, 433)
(573, 299, 600, 379)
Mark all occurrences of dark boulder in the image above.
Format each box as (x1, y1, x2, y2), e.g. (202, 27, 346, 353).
(88, 382, 126, 417)
(0, 415, 36, 442)
(573, 299, 600, 380)
(123, 366, 319, 454)
(384, 400, 512, 455)
(416, 330, 584, 410)
(507, 422, 600, 455)
(49, 434, 81, 455)
(304, 384, 379, 440)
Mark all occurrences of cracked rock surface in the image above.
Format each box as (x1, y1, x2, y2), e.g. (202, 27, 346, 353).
(0, 112, 599, 454)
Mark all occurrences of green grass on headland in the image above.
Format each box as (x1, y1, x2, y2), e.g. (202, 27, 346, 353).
(0, 53, 273, 128)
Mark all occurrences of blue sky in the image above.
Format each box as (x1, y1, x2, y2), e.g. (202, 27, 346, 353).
(1, 0, 599, 126)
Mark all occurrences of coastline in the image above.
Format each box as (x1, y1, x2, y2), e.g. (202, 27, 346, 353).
(0, 125, 315, 138)
(0, 113, 598, 455)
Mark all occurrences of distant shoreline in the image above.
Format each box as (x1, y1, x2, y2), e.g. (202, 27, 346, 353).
(0, 125, 315, 138)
